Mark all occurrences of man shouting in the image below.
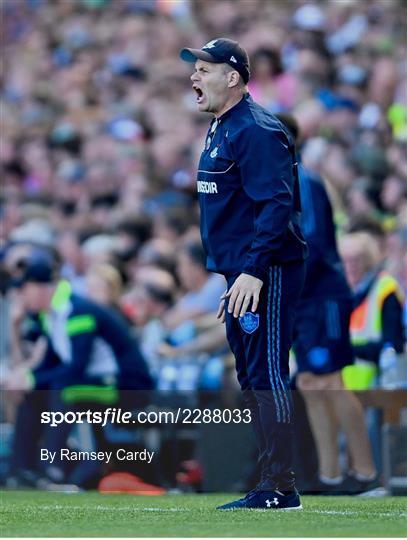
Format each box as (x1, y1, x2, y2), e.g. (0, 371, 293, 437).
(180, 38, 307, 510)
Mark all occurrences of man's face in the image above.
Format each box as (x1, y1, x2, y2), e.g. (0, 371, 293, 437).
(190, 60, 230, 114)
(123, 285, 165, 326)
(340, 246, 368, 289)
(19, 282, 50, 313)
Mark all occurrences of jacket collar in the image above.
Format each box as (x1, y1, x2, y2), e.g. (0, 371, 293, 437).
(216, 92, 251, 122)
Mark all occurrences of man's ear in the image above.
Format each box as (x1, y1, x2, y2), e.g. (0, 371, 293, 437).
(227, 70, 240, 88)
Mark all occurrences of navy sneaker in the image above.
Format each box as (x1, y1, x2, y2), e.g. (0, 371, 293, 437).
(343, 474, 380, 496)
(316, 474, 380, 496)
(217, 489, 302, 510)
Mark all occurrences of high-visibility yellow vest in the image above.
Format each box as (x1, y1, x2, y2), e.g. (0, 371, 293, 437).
(342, 271, 404, 390)
(349, 272, 404, 346)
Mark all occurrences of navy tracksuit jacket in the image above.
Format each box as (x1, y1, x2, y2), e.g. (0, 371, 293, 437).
(293, 162, 355, 374)
(197, 93, 307, 282)
(297, 162, 350, 300)
(197, 93, 307, 490)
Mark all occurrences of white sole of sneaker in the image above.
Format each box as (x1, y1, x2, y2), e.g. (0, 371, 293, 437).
(230, 505, 303, 511)
(217, 503, 303, 511)
(278, 504, 303, 511)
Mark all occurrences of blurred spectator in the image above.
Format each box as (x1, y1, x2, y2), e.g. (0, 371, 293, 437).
(339, 232, 404, 382)
(86, 263, 129, 324)
(380, 175, 407, 217)
(134, 239, 176, 278)
(248, 47, 298, 111)
(5, 247, 153, 488)
(152, 206, 195, 243)
(124, 268, 177, 378)
(113, 214, 152, 262)
(163, 240, 226, 331)
(145, 241, 226, 393)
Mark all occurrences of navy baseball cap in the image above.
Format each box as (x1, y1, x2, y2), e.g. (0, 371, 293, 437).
(180, 38, 250, 84)
(11, 249, 59, 288)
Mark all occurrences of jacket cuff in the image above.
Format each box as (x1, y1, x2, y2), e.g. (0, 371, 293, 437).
(242, 264, 268, 283)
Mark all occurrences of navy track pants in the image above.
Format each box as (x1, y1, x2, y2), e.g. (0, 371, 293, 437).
(225, 262, 305, 490)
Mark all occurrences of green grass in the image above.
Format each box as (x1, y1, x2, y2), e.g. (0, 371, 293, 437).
(0, 491, 406, 537)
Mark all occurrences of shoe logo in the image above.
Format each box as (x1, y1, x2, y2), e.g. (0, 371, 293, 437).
(266, 498, 279, 507)
(239, 312, 259, 334)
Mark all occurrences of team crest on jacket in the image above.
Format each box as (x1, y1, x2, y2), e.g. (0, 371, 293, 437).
(239, 312, 260, 334)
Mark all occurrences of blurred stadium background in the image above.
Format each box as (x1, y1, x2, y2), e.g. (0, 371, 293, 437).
(1, 0, 406, 497)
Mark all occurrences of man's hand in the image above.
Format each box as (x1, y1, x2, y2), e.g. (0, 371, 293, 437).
(4, 367, 34, 391)
(226, 273, 263, 318)
(216, 290, 228, 323)
(10, 292, 26, 327)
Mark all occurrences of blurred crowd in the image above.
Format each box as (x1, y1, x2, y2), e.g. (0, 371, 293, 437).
(1, 0, 407, 490)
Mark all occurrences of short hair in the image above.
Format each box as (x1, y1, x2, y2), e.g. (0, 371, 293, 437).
(137, 239, 176, 274)
(115, 215, 152, 245)
(347, 215, 384, 238)
(222, 63, 246, 87)
(252, 47, 283, 76)
(338, 232, 381, 269)
(162, 206, 194, 236)
(144, 282, 174, 307)
(136, 267, 176, 306)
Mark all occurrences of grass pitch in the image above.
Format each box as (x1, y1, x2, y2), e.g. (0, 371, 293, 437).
(0, 491, 406, 537)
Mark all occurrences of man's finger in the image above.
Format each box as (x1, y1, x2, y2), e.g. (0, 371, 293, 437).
(240, 295, 251, 318)
(233, 291, 246, 318)
(227, 287, 239, 313)
(251, 291, 260, 312)
(220, 289, 228, 300)
(216, 300, 225, 319)
(216, 299, 225, 319)
(225, 285, 234, 298)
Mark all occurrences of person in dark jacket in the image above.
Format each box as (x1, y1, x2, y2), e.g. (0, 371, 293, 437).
(5, 247, 153, 488)
(277, 114, 377, 494)
(339, 231, 404, 365)
(180, 38, 307, 510)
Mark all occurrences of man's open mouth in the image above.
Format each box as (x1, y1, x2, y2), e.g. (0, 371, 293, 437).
(193, 85, 205, 104)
